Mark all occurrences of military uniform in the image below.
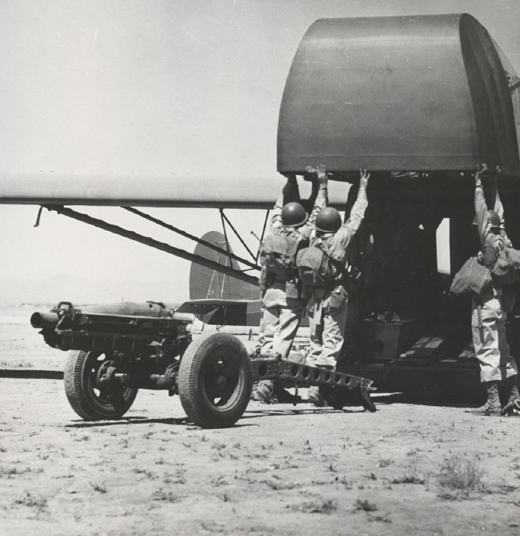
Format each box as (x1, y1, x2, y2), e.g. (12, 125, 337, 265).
(472, 180, 518, 384)
(306, 182, 368, 369)
(256, 180, 326, 359)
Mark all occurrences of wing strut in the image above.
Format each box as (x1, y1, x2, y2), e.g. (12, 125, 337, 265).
(122, 206, 258, 270)
(257, 209, 270, 261)
(219, 209, 257, 262)
(46, 206, 259, 286)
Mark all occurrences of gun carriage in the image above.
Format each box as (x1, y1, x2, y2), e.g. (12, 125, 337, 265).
(31, 301, 376, 428)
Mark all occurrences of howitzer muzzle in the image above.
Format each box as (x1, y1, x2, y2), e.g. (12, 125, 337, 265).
(30, 312, 60, 329)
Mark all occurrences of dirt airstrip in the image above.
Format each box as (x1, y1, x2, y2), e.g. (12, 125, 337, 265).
(2, 309, 520, 535)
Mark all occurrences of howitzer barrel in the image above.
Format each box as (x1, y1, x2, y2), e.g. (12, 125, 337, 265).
(30, 301, 194, 355)
(31, 301, 194, 356)
(31, 301, 179, 330)
(72, 301, 178, 317)
(30, 312, 59, 329)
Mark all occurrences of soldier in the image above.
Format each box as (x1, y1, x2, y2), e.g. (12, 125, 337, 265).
(252, 170, 327, 403)
(472, 164, 519, 415)
(303, 167, 370, 406)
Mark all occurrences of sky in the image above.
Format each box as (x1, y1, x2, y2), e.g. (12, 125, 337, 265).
(1, 0, 520, 304)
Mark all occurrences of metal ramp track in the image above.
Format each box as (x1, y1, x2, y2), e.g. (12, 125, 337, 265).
(250, 356, 376, 412)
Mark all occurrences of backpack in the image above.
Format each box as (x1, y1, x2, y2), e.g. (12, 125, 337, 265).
(450, 256, 493, 296)
(259, 233, 300, 275)
(486, 246, 520, 285)
(296, 246, 336, 288)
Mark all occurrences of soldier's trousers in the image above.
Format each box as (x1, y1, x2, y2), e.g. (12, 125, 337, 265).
(472, 296, 518, 383)
(256, 288, 305, 358)
(306, 287, 348, 369)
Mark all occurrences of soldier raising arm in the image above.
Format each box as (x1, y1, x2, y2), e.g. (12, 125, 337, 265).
(252, 171, 327, 403)
(471, 164, 519, 416)
(303, 167, 370, 405)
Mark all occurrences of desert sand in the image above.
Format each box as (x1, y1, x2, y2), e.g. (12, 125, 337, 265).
(1, 308, 520, 536)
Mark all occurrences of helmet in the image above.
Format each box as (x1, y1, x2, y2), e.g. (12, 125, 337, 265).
(487, 210, 501, 230)
(281, 202, 308, 227)
(315, 207, 342, 233)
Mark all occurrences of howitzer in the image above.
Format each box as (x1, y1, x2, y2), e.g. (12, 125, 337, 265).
(31, 301, 192, 359)
(32, 301, 376, 427)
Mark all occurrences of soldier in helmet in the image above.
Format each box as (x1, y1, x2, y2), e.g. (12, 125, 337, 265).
(252, 170, 327, 403)
(471, 164, 519, 415)
(304, 166, 370, 406)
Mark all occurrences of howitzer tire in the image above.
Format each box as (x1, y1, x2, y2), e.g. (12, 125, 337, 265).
(64, 350, 138, 421)
(178, 332, 253, 428)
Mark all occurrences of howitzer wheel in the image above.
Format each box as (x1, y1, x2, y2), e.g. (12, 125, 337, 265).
(64, 350, 138, 420)
(178, 332, 253, 428)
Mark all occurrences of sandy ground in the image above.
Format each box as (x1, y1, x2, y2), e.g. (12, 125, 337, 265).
(2, 308, 520, 535)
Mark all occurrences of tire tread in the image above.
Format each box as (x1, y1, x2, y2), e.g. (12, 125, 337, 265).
(64, 350, 137, 421)
(178, 332, 252, 428)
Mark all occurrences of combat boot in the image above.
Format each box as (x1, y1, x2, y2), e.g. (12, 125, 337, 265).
(252, 380, 274, 403)
(501, 375, 520, 416)
(471, 381, 501, 416)
(288, 351, 306, 364)
(272, 383, 302, 404)
(306, 365, 334, 406)
(306, 386, 324, 407)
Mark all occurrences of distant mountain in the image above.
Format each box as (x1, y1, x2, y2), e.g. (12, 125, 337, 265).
(0, 275, 187, 306)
